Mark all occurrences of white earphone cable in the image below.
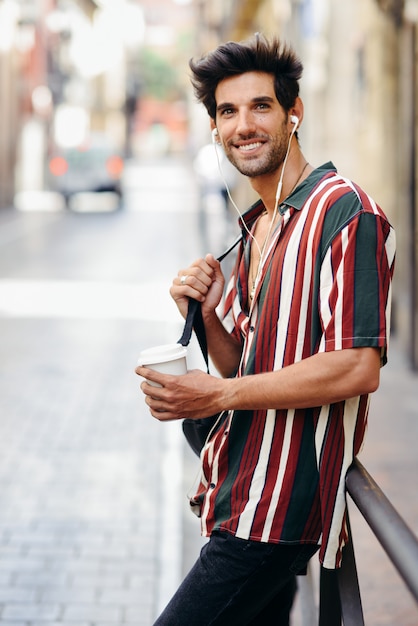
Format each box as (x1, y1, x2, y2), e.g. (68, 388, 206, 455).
(212, 120, 296, 259)
(212, 138, 263, 258)
(274, 120, 298, 213)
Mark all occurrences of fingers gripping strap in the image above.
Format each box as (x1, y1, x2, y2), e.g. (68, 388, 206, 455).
(177, 235, 241, 371)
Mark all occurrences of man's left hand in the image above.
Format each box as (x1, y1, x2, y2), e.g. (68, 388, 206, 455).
(136, 366, 224, 421)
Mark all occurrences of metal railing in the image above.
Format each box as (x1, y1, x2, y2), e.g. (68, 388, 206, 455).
(317, 458, 418, 625)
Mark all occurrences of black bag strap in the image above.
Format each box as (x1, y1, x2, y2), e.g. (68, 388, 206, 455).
(177, 235, 241, 370)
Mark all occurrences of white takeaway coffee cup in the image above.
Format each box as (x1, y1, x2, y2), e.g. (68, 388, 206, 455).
(137, 343, 187, 387)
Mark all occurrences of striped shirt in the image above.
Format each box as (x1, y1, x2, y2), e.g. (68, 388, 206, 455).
(190, 162, 396, 569)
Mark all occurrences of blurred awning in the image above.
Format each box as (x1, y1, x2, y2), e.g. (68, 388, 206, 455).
(375, 0, 404, 23)
(230, 0, 264, 39)
(74, 0, 98, 18)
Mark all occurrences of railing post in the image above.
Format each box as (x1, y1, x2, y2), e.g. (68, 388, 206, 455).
(318, 566, 342, 626)
(305, 458, 418, 625)
(318, 511, 364, 625)
(337, 514, 365, 625)
(346, 458, 418, 602)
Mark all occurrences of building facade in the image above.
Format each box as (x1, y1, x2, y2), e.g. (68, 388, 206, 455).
(193, 0, 418, 369)
(0, 0, 416, 368)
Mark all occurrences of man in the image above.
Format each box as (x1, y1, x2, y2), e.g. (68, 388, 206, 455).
(136, 34, 396, 625)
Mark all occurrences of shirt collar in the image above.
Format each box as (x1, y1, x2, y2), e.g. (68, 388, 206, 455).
(278, 161, 337, 214)
(239, 162, 337, 231)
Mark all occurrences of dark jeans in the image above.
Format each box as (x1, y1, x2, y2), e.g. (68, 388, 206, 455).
(154, 531, 319, 626)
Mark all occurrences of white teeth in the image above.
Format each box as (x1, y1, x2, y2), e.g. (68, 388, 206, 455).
(239, 142, 262, 151)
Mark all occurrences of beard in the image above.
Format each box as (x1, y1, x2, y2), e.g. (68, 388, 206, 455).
(223, 122, 289, 178)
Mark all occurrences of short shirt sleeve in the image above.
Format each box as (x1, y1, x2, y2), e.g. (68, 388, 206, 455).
(318, 210, 395, 363)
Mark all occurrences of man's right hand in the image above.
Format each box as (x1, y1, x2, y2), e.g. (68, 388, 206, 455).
(170, 253, 225, 319)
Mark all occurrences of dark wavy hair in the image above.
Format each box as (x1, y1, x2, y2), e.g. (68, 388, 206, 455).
(189, 33, 303, 120)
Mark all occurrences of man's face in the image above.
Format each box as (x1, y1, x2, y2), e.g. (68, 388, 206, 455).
(214, 71, 289, 179)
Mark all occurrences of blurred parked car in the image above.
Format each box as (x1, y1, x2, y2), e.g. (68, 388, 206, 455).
(47, 133, 124, 209)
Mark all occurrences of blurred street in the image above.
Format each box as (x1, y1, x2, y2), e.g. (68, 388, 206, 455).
(0, 155, 417, 625)
(0, 154, 214, 625)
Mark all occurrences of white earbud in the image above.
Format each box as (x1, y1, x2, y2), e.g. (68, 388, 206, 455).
(275, 115, 300, 206)
(212, 128, 219, 142)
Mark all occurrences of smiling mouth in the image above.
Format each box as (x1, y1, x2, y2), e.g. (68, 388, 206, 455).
(238, 142, 263, 152)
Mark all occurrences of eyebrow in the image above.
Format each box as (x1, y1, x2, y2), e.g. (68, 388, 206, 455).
(216, 95, 276, 112)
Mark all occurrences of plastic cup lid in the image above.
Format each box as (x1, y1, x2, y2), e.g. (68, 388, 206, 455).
(137, 343, 187, 366)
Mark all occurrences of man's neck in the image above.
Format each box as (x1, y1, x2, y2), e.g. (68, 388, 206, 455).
(250, 151, 309, 216)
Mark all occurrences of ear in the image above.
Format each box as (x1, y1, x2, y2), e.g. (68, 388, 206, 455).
(289, 97, 304, 130)
(210, 120, 220, 144)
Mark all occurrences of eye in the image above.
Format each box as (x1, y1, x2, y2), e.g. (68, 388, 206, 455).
(219, 107, 234, 117)
(255, 102, 270, 111)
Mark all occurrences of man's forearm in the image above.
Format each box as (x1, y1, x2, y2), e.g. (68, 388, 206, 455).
(219, 347, 381, 411)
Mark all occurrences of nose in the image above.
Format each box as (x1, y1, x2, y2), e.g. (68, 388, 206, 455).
(235, 109, 257, 136)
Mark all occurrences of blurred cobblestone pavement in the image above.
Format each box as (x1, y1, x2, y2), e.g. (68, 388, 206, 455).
(0, 156, 417, 625)
(0, 156, 207, 625)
